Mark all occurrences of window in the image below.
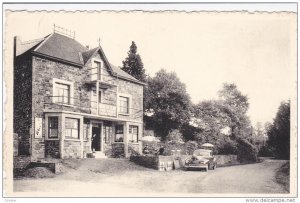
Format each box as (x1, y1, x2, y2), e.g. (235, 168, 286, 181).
(129, 125, 139, 143)
(98, 91, 102, 103)
(83, 123, 89, 140)
(48, 117, 58, 138)
(115, 125, 124, 142)
(53, 79, 73, 105)
(65, 118, 79, 139)
(119, 96, 129, 114)
(103, 125, 113, 144)
(55, 83, 70, 104)
(94, 61, 102, 80)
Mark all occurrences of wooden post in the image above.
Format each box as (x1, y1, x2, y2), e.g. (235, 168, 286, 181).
(96, 82, 99, 115)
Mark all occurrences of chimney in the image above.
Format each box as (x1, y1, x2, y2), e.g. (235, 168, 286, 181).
(13, 36, 21, 65)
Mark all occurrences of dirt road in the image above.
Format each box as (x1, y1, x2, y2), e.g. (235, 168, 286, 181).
(13, 158, 288, 196)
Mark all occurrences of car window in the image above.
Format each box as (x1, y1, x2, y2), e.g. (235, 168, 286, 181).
(194, 150, 211, 156)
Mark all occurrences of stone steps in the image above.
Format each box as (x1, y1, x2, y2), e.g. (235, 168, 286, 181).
(93, 151, 107, 159)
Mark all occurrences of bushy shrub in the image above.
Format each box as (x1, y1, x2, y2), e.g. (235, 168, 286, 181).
(166, 129, 184, 143)
(237, 138, 258, 162)
(216, 137, 238, 155)
(258, 145, 274, 157)
(185, 140, 198, 155)
(24, 167, 55, 178)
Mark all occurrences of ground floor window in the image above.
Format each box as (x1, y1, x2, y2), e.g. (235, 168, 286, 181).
(48, 117, 58, 138)
(65, 118, 79, 139)
(115, 124, 124, 142)
(103, 125, 113, 144)
(129, 125, 139, 143)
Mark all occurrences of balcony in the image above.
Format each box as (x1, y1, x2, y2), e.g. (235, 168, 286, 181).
(86, 67, 117, 89)
(91, 103, 117, 117)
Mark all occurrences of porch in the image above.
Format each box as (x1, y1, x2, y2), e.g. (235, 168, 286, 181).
(42, 112, 143, 160)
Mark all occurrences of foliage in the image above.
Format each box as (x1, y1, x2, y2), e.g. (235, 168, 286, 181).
(236, 138, 258, 162)
(185, 141, 199, 155)
(166, 129, 184, 144)
(192, 83, 255, 160)
(122, 41, 146, 82)
(144, 69, 192, 140)
(215, 136, 238, 155)
(266, 101, 290, 159)
(180, 122, 202, 141)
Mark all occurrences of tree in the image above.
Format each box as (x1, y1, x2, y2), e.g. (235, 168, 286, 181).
(122, 41, 146, 82)
(192, 100, 237, 154)
(144, 69, 191, 140)
(267, 101, 290, 159)
(218, 83, 251, 139)
(192, 83, 257, 160)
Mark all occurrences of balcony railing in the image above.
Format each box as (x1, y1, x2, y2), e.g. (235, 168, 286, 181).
(44, 96, 143, 119)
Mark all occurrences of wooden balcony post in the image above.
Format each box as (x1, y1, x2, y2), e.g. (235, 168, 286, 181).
(96, 82, 99, 115)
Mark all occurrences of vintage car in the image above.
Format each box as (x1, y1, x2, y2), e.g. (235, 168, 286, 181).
(184, 149, 217, 171)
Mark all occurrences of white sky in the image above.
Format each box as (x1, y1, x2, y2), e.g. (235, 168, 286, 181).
(4, 3, 297, 125)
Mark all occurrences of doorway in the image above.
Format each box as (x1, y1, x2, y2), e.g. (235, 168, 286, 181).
(92, 125, 102, 151)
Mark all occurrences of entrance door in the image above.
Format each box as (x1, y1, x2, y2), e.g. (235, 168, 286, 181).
(92, 126, 101, 151)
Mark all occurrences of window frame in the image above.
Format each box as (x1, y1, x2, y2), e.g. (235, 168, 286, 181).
(128, 125, 139, 143)
(65, 117, 80, 139)
(118, 93, 132, 116)
(48, 116, 59, 138)
(91, 58, 103, 81)
(114, 124, 124, 143)
(52, 78, 74, 106)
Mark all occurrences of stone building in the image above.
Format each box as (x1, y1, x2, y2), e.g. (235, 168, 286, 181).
(13, 31, 145, 160)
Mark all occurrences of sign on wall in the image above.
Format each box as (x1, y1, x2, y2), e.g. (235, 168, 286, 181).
(34, 117, 43, 139)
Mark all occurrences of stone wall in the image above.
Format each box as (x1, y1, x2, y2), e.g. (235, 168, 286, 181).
(32, 56, 90, 115)
(14, 53, 32, 155)
(130, 154, 239, 171)
(118, 79, 143, 122)
(13, 133, 19, 157)
(215, 155, 238, 166)
(45, 140, 60, 158)
(63, 140, 82, 158)
(89, 51, 143, 122)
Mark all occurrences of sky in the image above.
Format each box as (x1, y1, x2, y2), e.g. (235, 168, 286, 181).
(5, 3, 297, 125)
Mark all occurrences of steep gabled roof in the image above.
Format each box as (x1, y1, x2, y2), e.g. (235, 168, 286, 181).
(16, 35, 49, 56)
(33, 33, 88, 66)
(81, 47, 98, 64)
(109, 63, 141, 82)
(18, 32, 146, 85)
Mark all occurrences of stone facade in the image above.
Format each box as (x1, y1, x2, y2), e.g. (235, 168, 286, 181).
(14, 35, 144, 160)
(63, 140, 82, 159)
(14, 53, 32, 155)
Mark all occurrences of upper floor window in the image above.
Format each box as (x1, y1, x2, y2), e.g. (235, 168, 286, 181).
(119, 96, 129, 114)
(55, 83, 70, 104)
(53, 78, 74, 105)
(91, 59, 103, 81)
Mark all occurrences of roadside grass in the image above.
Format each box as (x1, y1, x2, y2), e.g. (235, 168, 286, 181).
(275, 161, 290, 192)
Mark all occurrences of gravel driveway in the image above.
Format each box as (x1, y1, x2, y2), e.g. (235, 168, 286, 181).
(13, 158, 288, 196)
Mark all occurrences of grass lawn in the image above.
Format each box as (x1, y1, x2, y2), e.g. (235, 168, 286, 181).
(275, 161, 290, 192)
